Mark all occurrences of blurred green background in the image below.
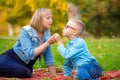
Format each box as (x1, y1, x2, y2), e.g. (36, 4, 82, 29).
(0, 0, 120, 38)
(0, 0, 120, 71)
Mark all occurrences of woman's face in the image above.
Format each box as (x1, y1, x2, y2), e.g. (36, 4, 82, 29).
(43, 14, 52, 29)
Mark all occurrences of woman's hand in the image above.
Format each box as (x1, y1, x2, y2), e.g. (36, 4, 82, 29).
(46, 36, 56, 45)
(48, 65, 56, 78)
(63, 76, 73, 80)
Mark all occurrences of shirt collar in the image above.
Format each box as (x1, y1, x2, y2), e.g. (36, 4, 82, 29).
(69, 37, 79, 44)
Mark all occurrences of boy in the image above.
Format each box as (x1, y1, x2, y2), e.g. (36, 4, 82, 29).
(53, 19, 102, 80)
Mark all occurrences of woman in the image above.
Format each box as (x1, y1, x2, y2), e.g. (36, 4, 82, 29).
(0, 8, 56, 78)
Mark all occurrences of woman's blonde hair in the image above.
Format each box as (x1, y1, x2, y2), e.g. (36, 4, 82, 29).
(30, 8, 52, 33)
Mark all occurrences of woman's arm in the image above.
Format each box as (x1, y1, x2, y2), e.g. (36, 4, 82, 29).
(34, 36, 55, 58)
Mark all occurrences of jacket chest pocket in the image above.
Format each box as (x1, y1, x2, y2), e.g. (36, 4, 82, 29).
(31, 38, 39, 48)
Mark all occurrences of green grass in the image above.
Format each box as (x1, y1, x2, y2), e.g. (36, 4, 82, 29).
(85, 38, 120, 71)
(0, 37, 120, 71)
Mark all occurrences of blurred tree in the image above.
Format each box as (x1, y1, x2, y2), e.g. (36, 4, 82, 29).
(67, 0, 120, 38)
(67, 2, 80, 20)
(26, 0, 68, 35)
(49, 0, 67, 35)
(0, 0, 31, 36)
(0, 0, 67, 36)
(86, 0, 120, 38)
(0, 0, 120, 37)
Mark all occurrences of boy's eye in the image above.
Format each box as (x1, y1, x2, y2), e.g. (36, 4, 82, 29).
(46, 17, 52, 20)
(64, 25, 76, 30)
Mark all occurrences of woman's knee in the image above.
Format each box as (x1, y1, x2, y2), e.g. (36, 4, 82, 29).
(15, 67, 32, 78)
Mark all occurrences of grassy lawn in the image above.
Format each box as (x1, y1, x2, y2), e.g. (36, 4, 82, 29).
(0, 37, 120, 71)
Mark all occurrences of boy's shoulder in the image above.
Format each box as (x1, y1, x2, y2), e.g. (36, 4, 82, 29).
(70, 37, 84, 45)
(78, 37, 85, 42)
(75, 38, 86, 45)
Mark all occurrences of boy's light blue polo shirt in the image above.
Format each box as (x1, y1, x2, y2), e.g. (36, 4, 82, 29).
(57, 37, 96, 76)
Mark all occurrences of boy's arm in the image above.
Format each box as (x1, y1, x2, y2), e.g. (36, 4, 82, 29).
(63, 60, 73, 77)
(53, 33, 67, 58)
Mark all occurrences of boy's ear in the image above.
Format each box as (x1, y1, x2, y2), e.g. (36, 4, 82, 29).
(73, 30, 78, 35)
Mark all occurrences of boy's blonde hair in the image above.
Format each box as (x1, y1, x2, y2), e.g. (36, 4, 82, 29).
(30, 8, 52, 33)
(70, 19, 85, 36)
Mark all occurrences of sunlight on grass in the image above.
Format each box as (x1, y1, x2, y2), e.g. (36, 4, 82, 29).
(0, 37, 120, 70)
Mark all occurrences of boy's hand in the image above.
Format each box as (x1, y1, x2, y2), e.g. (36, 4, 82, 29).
(53, 33, 60, 41)
(53, 33, 62, 45)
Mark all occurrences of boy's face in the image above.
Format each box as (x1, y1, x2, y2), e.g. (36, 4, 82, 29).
(62, 20, 78, 38)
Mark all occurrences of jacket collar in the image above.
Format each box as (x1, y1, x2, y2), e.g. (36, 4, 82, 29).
(23, 25, 50, 39)
(23, 25, 38, 38)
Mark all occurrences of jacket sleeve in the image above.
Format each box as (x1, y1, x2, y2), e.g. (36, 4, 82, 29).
(18, 29, 35, 60)
(43, 46, 54, 66)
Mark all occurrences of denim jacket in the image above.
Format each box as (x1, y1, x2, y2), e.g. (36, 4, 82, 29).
(13, 25, 54, 65)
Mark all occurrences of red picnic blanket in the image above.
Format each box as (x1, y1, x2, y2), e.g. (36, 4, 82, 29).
(0, 68, 120, 80)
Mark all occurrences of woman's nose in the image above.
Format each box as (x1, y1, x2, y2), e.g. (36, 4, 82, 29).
(50, 18, 52, 23)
